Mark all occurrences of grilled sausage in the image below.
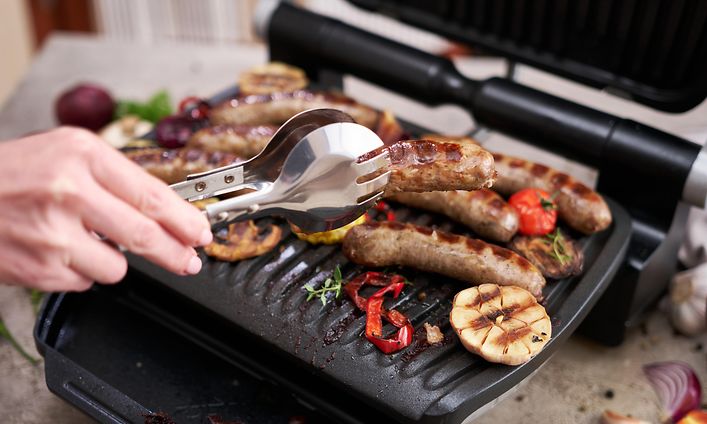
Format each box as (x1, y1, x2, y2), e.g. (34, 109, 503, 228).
(361, 139, 496, 195)
(492, 153, 611, 234)
(125, 148, 240, 184)
(390, 189, 518, 242)
(343, 221, 546, 299)
(420, 134, 480, 145)
(209, 90, 380, 130)
(187, 124, 276, 159)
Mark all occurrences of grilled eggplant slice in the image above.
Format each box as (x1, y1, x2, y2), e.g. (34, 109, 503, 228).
(509, 229, 583, 279)
(204, 221, 282, 262)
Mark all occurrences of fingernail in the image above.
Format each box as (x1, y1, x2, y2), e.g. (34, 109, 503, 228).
(198, 228, 213, 246)
(186, 255, 202, 275)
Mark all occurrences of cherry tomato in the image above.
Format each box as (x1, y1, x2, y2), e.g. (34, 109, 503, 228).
(177, 96, 210, 119)
(508, 188, 558, 236)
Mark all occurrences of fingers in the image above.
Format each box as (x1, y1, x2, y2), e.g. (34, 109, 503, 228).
(67, 229, 128, 284)
(79, 181, 203, 276)
(88, 142, 212, 247)
(0, 244, 92, 292)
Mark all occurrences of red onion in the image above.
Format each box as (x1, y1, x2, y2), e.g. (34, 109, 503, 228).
(643, 361, 702, 422)
(154, 115, 207, 148)
(55, 83, 116, 131)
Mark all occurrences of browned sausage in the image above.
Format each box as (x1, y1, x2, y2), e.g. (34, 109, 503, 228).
(343, 221, 545, 299)
(360, 139, 496, 195)
(492, 153, 612, 234)
(125, 148, 240, 184)
(209, 90, 380, 130)
(420, 134, 480, 145)
(390, 189, 518, 242)
(187, 124, 276, 159)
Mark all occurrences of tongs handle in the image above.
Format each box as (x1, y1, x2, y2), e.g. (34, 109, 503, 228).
(170, 162, 251, 201)
(204, 185, 277, 229)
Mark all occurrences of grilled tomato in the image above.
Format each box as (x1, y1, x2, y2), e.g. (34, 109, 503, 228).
(508, 188, 557, 236)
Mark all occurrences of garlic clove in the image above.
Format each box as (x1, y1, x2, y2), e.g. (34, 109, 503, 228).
(667, 263, 707, 336)
(99, 115, 154, 149)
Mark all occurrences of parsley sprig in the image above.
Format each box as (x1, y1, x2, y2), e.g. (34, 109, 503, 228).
(305, 266, 344, 306)
(0, 320, 38, 365)
(543, 228, 572, 265)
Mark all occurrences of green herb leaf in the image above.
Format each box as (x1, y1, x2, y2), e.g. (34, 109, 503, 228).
(115, 90, 173, 123)
(539, 195, 556, 211)
(304, 265, 344, 306)
(29, 289, 44, 315)
(542, 229, 571, 265)
(0, 319, 39, 366)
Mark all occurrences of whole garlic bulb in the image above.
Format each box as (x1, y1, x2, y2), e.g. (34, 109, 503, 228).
(667, 263, 707, 336)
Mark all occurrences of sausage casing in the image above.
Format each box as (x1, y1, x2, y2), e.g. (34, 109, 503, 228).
(360, 139, 496, 195)
(343, 221, 545, 299)
(187, 124, 276, 159)
(492, 153, 611, 234)
(209, 90, 380, 130)
(125, 148, 240, 184)
(390, 189, 518, 242)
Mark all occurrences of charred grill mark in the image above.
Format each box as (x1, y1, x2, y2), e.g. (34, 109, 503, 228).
(509, 159, 526, 168)
(416, 226, 434, 236)
(388, 141, 433, 165)
(490, 245, 514, 260)
(514, 256, 533, 271)
(550, 172, 570, 187)
(480, 287, 501, 304)
(496, 326, 532, 345)
(469, 315, 492, 330)
(530, 164, 550, 177)
(464, 238, 486, 252)
(492, 153, 504, 161)
(435, 231, 460, 243)
(570, 182, 592, 196)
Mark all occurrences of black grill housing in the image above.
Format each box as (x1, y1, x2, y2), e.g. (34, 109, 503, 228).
(349, 0, 707, 112)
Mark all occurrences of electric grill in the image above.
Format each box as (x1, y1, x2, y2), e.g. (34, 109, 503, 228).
(34, 1, 707, 422)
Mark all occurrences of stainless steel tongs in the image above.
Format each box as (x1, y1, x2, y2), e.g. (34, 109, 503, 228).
(170, 109, 391, 233)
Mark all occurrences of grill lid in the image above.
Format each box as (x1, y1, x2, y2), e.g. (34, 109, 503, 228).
(348, 0, 707, 113)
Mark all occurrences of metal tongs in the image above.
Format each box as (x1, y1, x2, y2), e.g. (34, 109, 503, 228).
(170, 109, 391, 233)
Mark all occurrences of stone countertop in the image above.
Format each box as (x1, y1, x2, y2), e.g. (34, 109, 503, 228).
(1, 34, 706, 424)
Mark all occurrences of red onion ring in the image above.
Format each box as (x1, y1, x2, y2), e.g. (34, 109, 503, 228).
(643, 361, 702, 422)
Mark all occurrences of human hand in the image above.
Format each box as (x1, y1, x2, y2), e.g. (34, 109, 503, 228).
(0, 127, 213, 291)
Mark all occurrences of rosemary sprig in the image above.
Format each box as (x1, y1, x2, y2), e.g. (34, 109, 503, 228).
(0, 319, 39, 366)
(305, 266, 344, 306)
(543, 228, 572, 265)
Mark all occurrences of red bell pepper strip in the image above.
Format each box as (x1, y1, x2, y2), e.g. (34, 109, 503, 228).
(365, 296, 413, 354)
(343, 271, 390, 311)
(344, 271, 414, 354)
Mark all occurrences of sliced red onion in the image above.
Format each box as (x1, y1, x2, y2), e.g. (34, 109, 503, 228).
(643, 361, 702, 422)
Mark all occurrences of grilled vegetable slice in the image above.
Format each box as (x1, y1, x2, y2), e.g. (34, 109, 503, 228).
(450, 284, 551, 365)
(291, 214, 367, 245)
(509, 229, 583, 279)
(204, 220, 282, 261)
(238, 62, 309, 95)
